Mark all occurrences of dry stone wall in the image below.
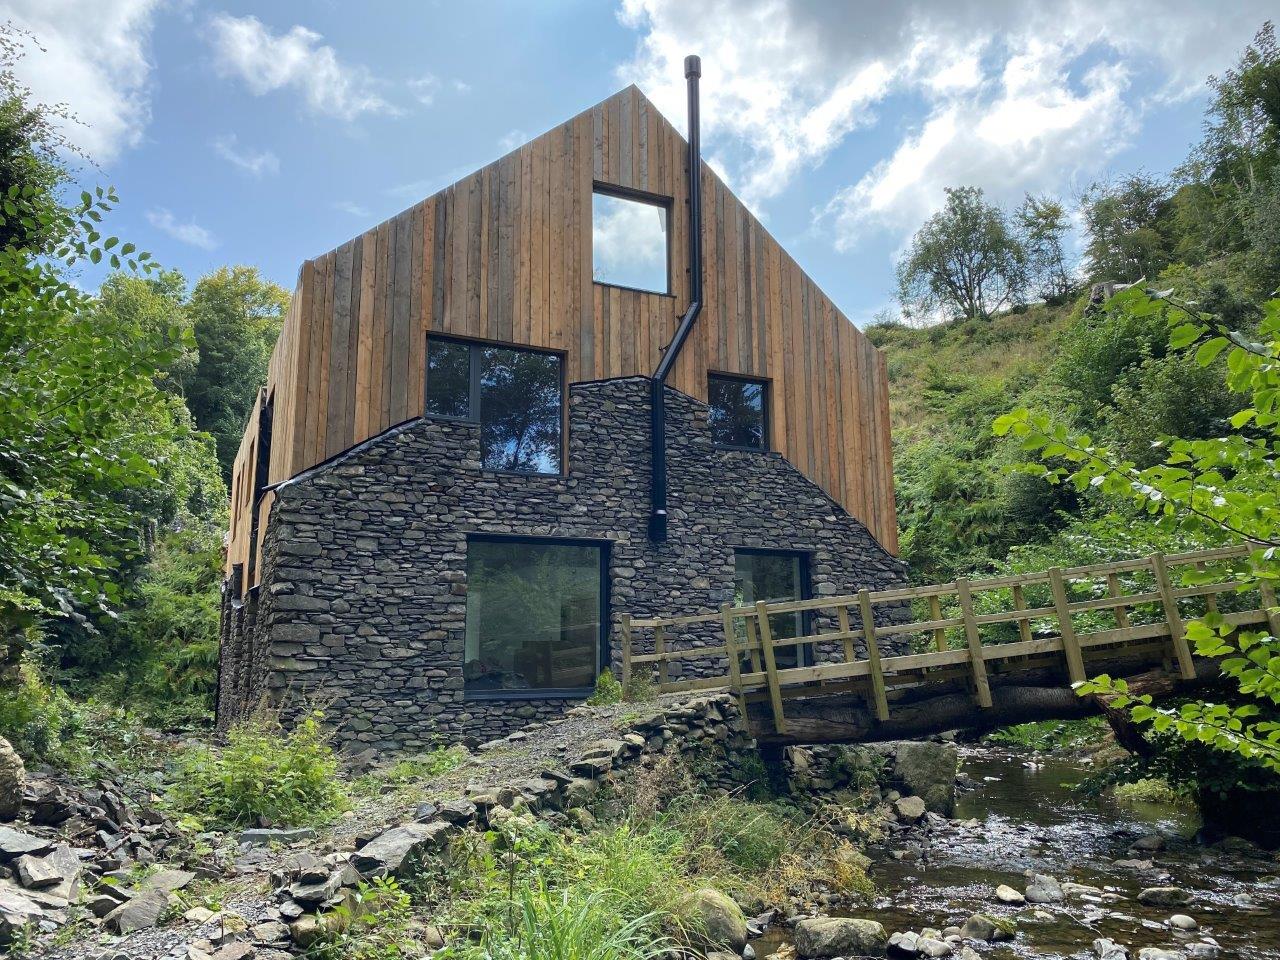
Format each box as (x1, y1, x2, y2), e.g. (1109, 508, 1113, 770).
(221, 377, 907, 751)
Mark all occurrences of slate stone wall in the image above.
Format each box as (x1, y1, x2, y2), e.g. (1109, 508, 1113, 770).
(220, 377, 907, 751)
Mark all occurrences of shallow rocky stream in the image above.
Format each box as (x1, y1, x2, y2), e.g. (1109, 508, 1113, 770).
(755, 747, 1280, 959)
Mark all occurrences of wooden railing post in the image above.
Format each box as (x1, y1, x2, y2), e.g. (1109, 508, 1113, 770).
(653, 624, 669, 690)
(719, 603, 747, 717)
(1048, 567, 1086, 685)
(858, 590, 890, 721)
(1010, 584, 1033, 644)
(955, 578, 993, 708)
(743, 615, 764, 673)
(620, 614, 633, 687)
(1107, 573, 1131, 629)
(928, 594, 946, 651)
(754, 601, 787, 734)
(1259, 581, 1280, 638)
(835, 604, 858, 665)
(1151, 552, 1196, 680)
(1196, 562, 1219, 615)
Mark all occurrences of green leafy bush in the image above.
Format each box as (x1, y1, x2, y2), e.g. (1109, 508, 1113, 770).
(0, 662, 71, 759)
(586, 671, 623, 706)
(170, 712, 349, 827)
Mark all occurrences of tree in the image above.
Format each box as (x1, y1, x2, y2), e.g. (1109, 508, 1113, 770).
(1015, 194, 1075, 303)
(182, 266, 288, 478)
(995, 286, 1280, 772)
(0, 185, 188, 677)
(897, 186, 1027, 322)
(1080, 174, 1174, 283)
(0, 23, 71, 250)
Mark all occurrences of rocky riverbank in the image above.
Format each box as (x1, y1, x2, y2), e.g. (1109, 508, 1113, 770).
(3, 697, 1275, 959)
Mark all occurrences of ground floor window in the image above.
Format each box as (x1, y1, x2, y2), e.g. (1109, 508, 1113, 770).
(734, 550, 809, 670)
(464, 537, 606, 695)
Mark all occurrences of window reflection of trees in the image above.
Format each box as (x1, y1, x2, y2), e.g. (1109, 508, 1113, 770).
(709, 377, 766, 449)
(480, 347, 562, 473)
(464, 541, 601, 692)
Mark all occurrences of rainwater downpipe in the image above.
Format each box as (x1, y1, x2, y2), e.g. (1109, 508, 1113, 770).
(649, 54, 703, 542)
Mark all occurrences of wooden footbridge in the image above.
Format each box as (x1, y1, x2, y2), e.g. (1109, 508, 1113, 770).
(621, 545, 1279, 746)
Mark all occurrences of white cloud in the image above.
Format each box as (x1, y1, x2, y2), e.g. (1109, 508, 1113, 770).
(409, 74, 440, 106)
(333, 200, 371, 217)
(3, 0, 162, 163)
(497, 129, 529, 153)
(213, 133, 279, 177)
(207, 14, 398, 120)
(146, 208, 218, 250)
(617, 0, 1275, 246)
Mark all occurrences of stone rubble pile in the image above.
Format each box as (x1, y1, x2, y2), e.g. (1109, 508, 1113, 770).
(0, 771, 199, 946)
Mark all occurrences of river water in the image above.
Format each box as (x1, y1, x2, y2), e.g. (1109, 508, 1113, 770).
(757, 748, 1279, 958)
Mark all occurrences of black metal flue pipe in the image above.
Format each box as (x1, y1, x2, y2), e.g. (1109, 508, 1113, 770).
(649, 54, 703, 542)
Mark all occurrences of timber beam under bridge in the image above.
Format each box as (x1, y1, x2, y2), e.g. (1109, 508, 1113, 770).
(621, 544, 1279, 748)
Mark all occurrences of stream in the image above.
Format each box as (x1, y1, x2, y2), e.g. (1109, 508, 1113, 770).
(755, 748, 1280, 958)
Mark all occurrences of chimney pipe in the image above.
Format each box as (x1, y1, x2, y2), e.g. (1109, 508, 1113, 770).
(649, 54, 704, 541)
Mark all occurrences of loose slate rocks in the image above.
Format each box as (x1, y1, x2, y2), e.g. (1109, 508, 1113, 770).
(0, 885, 43, 944)
(140, 867, 197, 894)
(238, 827, 316, 847)
(104, 889, 168, 934)
(0, 826, 53, 860)
(350, 821, 453, 877)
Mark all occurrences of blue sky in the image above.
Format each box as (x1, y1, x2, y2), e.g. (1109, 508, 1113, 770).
(6, 0, 1274, 323)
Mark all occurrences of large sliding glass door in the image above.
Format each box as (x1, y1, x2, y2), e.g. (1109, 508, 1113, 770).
(733, 550, 810, 670)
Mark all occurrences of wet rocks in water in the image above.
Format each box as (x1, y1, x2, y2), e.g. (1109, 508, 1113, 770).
(892, 741, 959, 816)
(959, 913, 1015, 942)
(1024, 872, 1064, 904)
(888, 930, 953, 957)
(794, 917, 888, 957)
(1137, 949, 1186, 960)
(1137, 887, 1191, 907)
(0, 737, 23, 822)
(678, 888, 748, 952)
(1094, 938, 1130, 959)
(1168, 914, 1197, 930)
(893, 795, 927, 824)
(994, 883, 1025, 904)
(1185, 944, 1219, 958)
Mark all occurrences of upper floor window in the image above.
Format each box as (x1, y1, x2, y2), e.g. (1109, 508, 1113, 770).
(425, 337, 563, 474)
(708, 374, 768, 451)
(592, 187, 670, 294)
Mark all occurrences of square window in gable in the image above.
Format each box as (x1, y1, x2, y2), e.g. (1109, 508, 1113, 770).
(592, 188, 670, 294)
(708, 374, 769, 451)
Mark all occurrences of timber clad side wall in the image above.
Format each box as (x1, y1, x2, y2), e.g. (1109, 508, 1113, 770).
(225, 84, 898, 593)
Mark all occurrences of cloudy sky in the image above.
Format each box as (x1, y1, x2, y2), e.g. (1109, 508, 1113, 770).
(4, 0, 1273, 322)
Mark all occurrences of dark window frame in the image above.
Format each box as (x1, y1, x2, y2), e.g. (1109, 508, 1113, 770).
(591, 181, 675, 298)
(708, 372, 771, 452)
(462, 533, 612, 701)
(423, 334, 568, 476)
(732, 546, 814, 668)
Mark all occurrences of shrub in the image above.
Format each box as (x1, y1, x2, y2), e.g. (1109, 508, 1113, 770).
(586, 671, 623, 706)
(170, 711, 349, 827)
(662, 793, 796, 873)
(0, 662, 70, 759)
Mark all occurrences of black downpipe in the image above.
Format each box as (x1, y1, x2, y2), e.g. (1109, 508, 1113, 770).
(649, 54, 703, 542)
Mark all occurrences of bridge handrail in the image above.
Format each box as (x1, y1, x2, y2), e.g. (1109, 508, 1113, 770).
(619, 543, 1278, 735)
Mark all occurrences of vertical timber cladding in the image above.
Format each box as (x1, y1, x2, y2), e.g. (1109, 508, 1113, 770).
(225, 84, 899, 588)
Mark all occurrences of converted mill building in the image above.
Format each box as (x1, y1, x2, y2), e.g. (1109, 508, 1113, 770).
(218, 59, 907, 751)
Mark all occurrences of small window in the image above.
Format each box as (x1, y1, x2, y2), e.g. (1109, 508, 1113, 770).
(592, 188, 669, 293)
(425, 339, 472, 418)
(465, 537, 606, 694)
(708, 375, 768, 450)
(424, 337, 563, 474)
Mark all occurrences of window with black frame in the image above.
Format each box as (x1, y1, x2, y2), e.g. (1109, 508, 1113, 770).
(463, 538, 605, 694)
(708, 374, 768, 450)
(733, 550, 808, 671)
(425, 337, 563, 474)
(592, 188, 670, 293)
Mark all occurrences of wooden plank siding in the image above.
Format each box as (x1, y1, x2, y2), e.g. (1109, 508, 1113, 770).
(225, 84, 898, 590)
